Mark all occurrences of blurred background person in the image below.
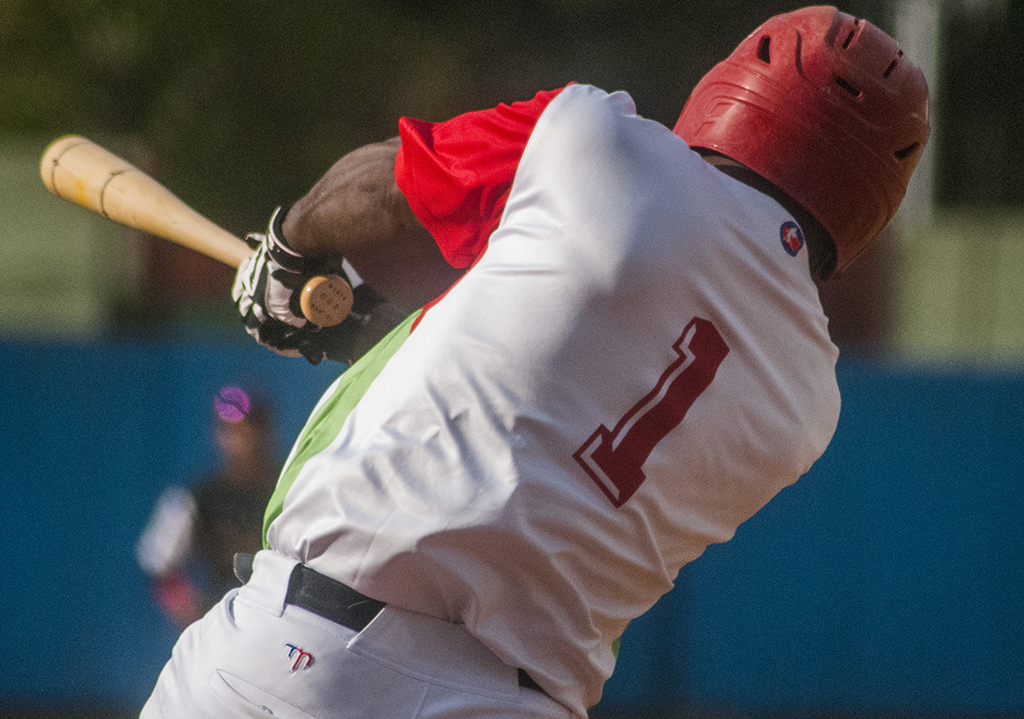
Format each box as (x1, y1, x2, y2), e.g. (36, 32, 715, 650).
(135, 385, 280, 630)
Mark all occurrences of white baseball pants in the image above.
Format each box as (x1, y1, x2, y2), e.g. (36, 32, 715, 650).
(140, 550, 572, 718)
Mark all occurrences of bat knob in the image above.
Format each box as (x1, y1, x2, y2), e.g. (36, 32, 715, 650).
(300, 275, 354, 327)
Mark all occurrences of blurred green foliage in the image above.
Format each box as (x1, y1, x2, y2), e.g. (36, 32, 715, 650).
(2, 0, 1003, 237)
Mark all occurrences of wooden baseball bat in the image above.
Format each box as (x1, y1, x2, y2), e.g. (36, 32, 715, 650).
(39, 135, 352, 327)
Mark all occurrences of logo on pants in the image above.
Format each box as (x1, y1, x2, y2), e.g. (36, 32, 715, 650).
(285, 643, 314, 671)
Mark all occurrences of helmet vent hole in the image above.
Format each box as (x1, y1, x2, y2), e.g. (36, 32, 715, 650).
(894, 143, 920, 160)
(757, 35, 771, 63)
(883, 51, 904, 78)
(842, 29, 857, 49)
(835, 76, 862, 97)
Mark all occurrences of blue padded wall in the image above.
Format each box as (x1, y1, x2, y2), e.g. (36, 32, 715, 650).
(2, 340, 1022, 716)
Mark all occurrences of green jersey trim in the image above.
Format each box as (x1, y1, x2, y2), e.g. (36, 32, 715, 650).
(262, 311, 420, 546)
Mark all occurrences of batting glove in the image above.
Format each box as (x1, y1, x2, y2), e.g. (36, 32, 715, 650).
(232, 206, 378, 365)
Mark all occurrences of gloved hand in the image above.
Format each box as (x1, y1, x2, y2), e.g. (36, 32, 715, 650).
(232, 206, 382, 365)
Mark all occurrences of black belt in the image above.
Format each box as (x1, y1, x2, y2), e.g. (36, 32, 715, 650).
(233, 553, 546, 694)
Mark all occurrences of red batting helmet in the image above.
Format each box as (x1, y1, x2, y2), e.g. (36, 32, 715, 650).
(675, 6, 929, 276)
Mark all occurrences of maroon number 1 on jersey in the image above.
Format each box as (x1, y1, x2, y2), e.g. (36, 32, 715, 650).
(574, 317, 729, 507)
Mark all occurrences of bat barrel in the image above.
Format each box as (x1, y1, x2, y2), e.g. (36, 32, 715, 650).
(40, 135, 351, 326)
(40, 135, 252, 268)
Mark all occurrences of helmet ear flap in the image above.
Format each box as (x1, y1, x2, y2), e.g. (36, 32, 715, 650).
(676, 7, 929, 277)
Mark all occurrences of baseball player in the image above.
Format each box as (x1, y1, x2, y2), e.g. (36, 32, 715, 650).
(136, 388, 279, 630)
(141, 7, 929, 718)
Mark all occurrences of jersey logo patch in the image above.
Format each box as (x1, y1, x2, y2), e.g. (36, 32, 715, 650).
(780, 221, 805, 257)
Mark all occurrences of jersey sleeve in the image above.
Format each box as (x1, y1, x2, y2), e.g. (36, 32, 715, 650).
(395, 86, 568, 268)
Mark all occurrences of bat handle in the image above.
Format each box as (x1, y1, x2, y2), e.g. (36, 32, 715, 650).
(300, 275, 353, 327)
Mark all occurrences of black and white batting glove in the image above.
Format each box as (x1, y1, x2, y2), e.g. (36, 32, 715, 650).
(232, 206, 382, 365)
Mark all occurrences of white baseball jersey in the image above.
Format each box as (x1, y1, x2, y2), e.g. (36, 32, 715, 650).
(264, 83, 841, 716)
